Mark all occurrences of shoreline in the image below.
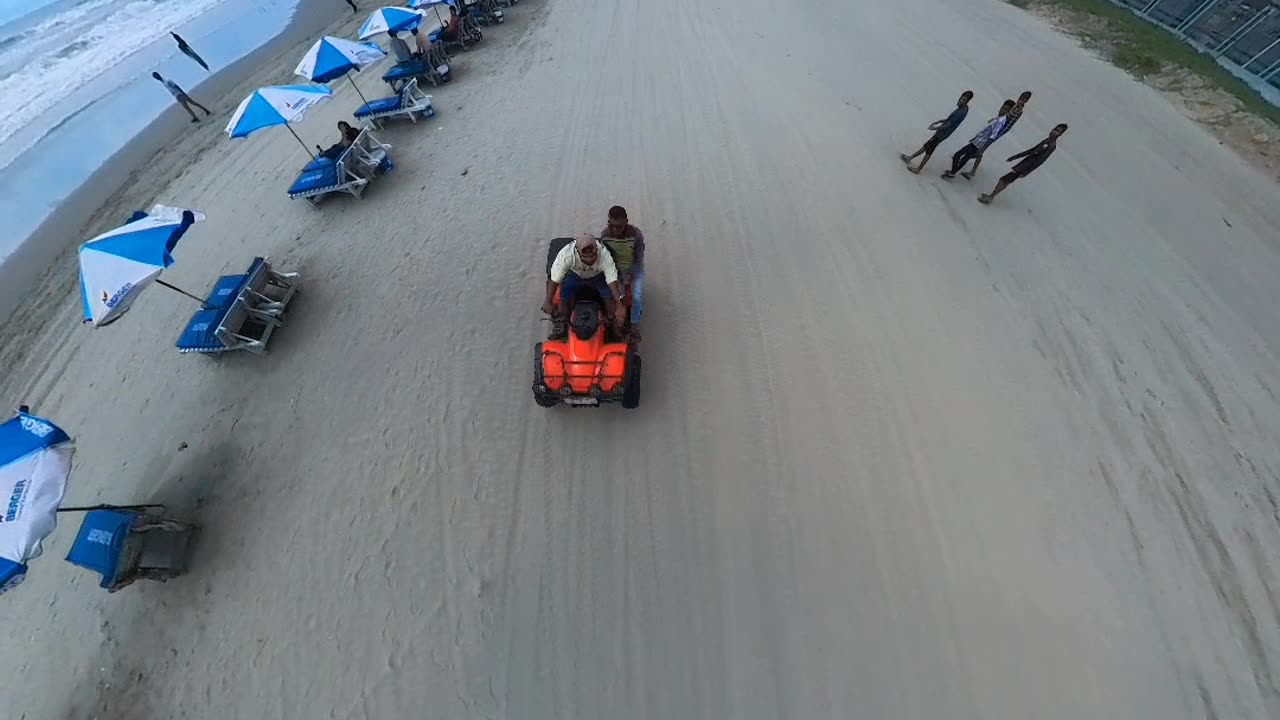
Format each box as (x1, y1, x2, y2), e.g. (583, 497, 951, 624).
(0, 0, 354, 324)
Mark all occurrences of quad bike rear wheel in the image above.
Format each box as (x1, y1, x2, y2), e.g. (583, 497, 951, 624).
(621, 353, 641, 409)
(533, 342, 558, 407)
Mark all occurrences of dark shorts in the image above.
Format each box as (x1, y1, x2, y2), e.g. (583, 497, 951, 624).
(922, 133, 946, 153)
(1000, 170, 1024, 184)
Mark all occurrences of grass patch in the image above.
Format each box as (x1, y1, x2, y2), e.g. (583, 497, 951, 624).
(1008, 0, 1280, 126)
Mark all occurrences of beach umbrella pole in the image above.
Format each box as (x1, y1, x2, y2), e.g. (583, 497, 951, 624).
(285, 124, 317, 160)
(348, 75, 369, 105)
(156, 279, 208, 305)
(57, 503, 166, 514)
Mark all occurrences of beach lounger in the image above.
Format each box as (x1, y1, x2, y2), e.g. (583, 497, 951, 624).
(354, 78, 435, 129)
(65, 508, 198, 593)
(437, 16, 483, 52)
(347, 127, 395, 177)
(462, 0, 504, 24)
(175, 256, 301, 355)
(381, 56, 451, 90)
(287, 155, 367, 206)
(288, 129, 393, 206)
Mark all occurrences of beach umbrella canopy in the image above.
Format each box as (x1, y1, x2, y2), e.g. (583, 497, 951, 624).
(295, 36, 386, 84)
(408, 0, 450, 23)
(225, 84, 334, 139)
(359, 6, 425, 39)
(78, 205, 206, 327)
(0, 410, 74, 596)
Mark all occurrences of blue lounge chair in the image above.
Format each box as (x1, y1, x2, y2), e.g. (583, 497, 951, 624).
(287, 155, 368, 206)
(65, 508, 197, 592)
(462, 0, 504, 24)
(382, 56, 451, 91)
(175, 256, 301, 355)
(354, 78, 435, 129)
(439, 16, 483, 52)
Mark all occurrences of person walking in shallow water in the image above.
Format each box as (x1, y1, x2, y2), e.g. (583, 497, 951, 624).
(152, 72, 211, 122)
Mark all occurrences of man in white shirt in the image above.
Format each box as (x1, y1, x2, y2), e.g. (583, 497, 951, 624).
(542, 234, 625, 334)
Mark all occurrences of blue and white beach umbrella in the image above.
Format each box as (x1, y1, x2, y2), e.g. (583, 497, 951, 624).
(226, 84, 333, 157)
(295, 36, 386, 105)
(78, 205, 206, 327)
(295, 36, 386, 84)
(408, 0, 451, 23)
(358, 6, 425, 39)
(0, 410, 74, 596)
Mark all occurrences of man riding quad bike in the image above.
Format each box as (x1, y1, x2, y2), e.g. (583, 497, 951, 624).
(533, 226, 643, 409)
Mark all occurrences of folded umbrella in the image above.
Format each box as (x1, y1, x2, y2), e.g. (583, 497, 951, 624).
(0, 410, 74, 596)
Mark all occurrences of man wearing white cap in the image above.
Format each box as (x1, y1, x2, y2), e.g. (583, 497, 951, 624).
(542, 233, 625, 336)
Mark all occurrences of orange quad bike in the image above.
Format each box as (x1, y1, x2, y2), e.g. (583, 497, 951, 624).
(533, 237, 641, 409)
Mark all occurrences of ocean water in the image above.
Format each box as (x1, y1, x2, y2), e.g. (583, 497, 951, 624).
(0, 0, 306, 273)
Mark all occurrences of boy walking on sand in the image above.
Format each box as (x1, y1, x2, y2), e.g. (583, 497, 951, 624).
(942, 99, 1014, 180)
(900, 90, 973, 174)
(978, 123, 1068, 205)
(958, 90, 1032, 180)
(153, 72, 211, 122)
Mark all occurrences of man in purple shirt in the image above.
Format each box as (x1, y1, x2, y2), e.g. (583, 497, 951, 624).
(600, 205, 645, 326)
(941, 99, 1014, 180)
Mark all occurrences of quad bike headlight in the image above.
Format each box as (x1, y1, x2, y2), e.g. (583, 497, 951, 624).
(535, 384, 547, 394)
(559, 384, 573, 397)
(588, 385, 602, 399)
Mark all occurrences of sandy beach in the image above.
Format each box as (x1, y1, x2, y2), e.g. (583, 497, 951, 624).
(2, 0, 1279, 717)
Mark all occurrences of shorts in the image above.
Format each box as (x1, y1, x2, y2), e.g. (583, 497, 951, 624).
(922, 133, 946, 153)
(559, 272, 612, 306)
(1000, 170, 1024, 184)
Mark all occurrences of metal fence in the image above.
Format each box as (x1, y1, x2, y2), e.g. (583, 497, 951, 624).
(1110, 0, 1280, 103)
